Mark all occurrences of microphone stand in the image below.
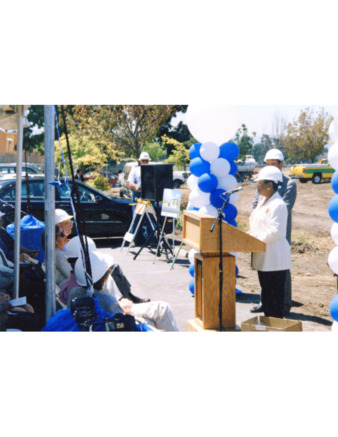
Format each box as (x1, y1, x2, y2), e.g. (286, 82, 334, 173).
(210, 194, 231, 332)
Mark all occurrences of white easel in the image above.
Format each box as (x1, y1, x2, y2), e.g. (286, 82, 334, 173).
(120, 200, 157, 252)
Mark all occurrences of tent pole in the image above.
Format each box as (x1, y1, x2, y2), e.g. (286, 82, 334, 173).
(12, 106, 24, 299)
(44, 105, 56, 321)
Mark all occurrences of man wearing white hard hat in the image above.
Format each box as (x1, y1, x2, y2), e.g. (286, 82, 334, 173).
(249, 166, 292, 318)
(251, 149, 297, 316)
(127, 152, 151, 243)
(61, 236, 149, 305)
(67, 245, 179, 331)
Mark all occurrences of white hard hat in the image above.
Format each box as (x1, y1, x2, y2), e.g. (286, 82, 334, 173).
(64, 236, 96, 259)
(257, 166, 283, 183)
(75, 250, 114, 286)
(138, 152, 151, 161)
(55, 209, 73, 224)
(264, 149, 284, 162)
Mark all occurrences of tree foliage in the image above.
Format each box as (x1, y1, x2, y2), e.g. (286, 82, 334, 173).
(162, 135, 190, 170)
(232, 124, 256, 160)
(67, 105, 183, 161)
(143, 141, 167, 162)
(283, 107, 333, 162)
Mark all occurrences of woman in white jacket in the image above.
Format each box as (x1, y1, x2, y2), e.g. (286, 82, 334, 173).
(249, 166, 291, 318)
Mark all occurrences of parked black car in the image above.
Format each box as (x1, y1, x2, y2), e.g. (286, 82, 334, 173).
(0, 178, 132, 238)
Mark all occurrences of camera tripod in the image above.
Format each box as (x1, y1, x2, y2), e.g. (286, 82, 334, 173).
(133, 205, 174, 262)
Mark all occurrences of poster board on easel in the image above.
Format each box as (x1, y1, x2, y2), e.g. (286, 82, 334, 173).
(161, 189, 182, 219)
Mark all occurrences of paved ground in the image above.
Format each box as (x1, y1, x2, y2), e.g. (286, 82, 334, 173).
(95, 238, 329, 332)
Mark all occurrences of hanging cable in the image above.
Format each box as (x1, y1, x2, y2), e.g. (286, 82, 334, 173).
(53, 105, 94, 294)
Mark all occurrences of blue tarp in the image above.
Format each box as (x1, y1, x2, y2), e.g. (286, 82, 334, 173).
(6, 214, 45, 263)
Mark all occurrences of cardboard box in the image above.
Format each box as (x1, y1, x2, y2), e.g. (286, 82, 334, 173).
(241, 316, 302, 332)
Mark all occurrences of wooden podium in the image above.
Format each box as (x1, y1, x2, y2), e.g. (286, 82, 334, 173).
(183, 211, 266, 331)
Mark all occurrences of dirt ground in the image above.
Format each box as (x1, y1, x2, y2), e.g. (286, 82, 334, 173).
(177, 172, 337, 330)
(111, 173, 337, 330)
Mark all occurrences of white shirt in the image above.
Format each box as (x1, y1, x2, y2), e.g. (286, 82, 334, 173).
(249, 191, 291, 272)
(128, 166, 141, 191)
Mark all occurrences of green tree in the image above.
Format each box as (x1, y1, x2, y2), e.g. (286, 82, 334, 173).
(162, 135, 190, 170)
(69, 105, 182, 160)
(232, 124, 256, 160)
(283, 107, 333, 162)
(143, 141, 167, 162)
(252, 134, 274, 163)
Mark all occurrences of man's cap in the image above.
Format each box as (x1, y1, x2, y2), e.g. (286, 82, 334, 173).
(138, 152, 151, 161)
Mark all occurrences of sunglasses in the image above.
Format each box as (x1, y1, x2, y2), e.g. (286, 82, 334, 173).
(57, 230, 66, 238)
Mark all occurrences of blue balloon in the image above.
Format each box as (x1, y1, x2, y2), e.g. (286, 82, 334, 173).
(328, 194, 338, 222)
(330, 294, 338, 321)
(219, 142, 240, 161)
(189, 278, 195, 295)
(198, 173, 218, 193)
(210, 189, 225, 209)
(235, 265, 239, 277)
(227, 218, 237, 227)
(236, 288, 243, 294)
(229, 160, 238, 176)
(187, 205, 199, 211)
(189, 263, 195, 277)
(332, 171, 338, 194)
(189, 142, 202, 159)
(224, 203, 238, 221)
(189, 157, 211, 177)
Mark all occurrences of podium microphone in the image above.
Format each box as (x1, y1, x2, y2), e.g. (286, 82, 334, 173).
(221, 186, 243, 196)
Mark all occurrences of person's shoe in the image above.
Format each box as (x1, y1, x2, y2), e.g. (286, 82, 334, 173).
(127, 291, 151, 304)
(250, 304, 264, 313)
(132, 296, 151, 304)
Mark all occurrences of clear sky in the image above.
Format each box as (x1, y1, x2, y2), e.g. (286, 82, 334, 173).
(172, 105, 338, 140)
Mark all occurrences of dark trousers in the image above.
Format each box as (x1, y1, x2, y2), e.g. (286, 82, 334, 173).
(258, 270, 287, 318)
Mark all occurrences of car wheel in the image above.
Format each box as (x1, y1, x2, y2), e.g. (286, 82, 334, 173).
(312, 174, 322, 184)
(299, 178, 308, 183)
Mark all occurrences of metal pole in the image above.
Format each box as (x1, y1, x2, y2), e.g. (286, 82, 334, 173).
(44, 105, 56, 321)
(12, 106, 24, 299)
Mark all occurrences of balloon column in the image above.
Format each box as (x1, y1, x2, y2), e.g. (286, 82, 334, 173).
(327, 118, 338, 331)
(185, 105, 241, 296)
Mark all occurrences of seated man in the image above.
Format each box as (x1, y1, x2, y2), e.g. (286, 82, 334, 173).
(64, 237, 179, 332)
(61, 235, 150, 304)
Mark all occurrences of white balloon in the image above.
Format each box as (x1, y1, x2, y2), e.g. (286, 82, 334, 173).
(199, 204, 218, 217)
(200, 142, 220, 163)
(329, 119, 338, 143)
(331, 223, 338, 245)
(328, 246, 338, 274)
(332, 320, 338, 332)
(189, 188, 210, 208)
(210, 158, 230, 178)
(187, 174, 199, 191)
(328, 143, 338, 170)
(217, 174, 237, 191)
(188, 248, 199, 264)
(186, 104, 240, 145)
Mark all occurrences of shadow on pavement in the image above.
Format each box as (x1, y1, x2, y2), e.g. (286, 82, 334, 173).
(286, 312, 332, 327)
